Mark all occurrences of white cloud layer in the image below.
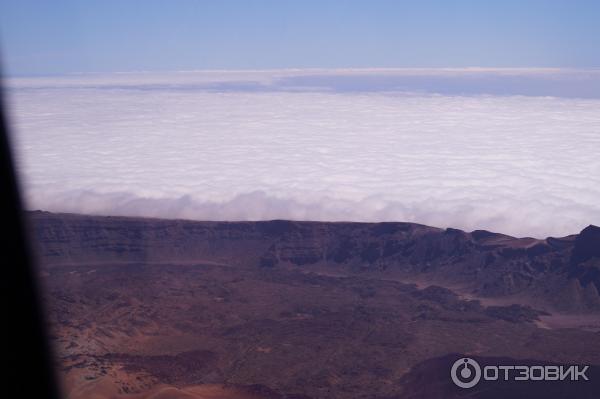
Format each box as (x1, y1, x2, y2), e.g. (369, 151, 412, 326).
(5, 69, 600, 238)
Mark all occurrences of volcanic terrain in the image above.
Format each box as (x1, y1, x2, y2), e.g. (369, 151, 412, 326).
(28, 211, 600, 398)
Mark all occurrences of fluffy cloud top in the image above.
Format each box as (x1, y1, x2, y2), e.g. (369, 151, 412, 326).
(5, 69, 600, 238)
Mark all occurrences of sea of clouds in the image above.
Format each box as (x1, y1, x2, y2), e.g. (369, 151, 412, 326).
(5, 69, 600, 237)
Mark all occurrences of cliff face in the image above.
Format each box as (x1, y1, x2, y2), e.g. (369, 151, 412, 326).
(28, 211, 600, 399)
(28, 211, 600, 311)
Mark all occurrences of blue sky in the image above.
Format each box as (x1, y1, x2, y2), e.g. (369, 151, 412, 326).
(1, 0, 599, 75)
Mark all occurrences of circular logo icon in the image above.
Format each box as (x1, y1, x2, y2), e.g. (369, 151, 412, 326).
(451, 357, 481, 388)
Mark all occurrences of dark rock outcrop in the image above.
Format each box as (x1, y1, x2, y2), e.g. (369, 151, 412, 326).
(27, 211, 600, 311)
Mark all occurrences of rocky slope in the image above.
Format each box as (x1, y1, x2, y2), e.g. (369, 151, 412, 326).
(29, 211, 600, 312)
(26, 211, 600, 399)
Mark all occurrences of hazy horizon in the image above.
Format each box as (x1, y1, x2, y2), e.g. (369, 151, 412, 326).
(2, 1, 599, 75)
(2, 1, 599, 238)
